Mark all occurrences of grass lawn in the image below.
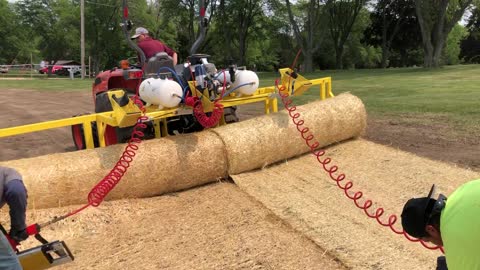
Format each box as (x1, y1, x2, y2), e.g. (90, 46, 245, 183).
(0, 76, 92, 92)
(260, 64, 480, 133)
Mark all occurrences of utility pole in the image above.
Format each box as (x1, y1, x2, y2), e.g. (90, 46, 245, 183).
(80, 0, 85, 79)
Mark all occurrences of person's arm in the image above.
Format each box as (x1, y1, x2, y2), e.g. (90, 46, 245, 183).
(4, 180, 28, 241)
(172, 52, 178, 66)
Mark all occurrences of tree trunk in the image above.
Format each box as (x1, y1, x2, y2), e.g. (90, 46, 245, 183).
(303, 51, 313, 72)
(400, 50, 408, 67)
(335, 47, 344, 69)
(423, 42, 434, 68)
(414, 0, 471, 68)
(285, 0, 320, 73)
(381, 41, 390, 68)
(239, 35, 246, 66)
(432, 39, 445, 67)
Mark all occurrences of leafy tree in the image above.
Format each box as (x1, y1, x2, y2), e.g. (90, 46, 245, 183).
(325, 0, 367, 69)
(84, 0, 126, 72)
(15, 0, 80, 73)
(285, 0, 323, 72)
(414, 0, 473, 67)
(343, 8, 381, 68)
(153, 0, 218, 60)
(0, 0, 32, 64)
(363, 0, 417, 68)
(460, 6, 480, 63)
(206, 0, 270, 66)
(444, 24, 467, 65)
(227, 0, 265, 65)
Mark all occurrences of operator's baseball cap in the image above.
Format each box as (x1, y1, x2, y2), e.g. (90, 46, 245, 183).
(131, 27, 148, 39)
(400, 185, 437, 238)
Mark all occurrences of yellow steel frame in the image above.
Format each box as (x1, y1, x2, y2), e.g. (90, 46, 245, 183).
(0, 70, 333, 149)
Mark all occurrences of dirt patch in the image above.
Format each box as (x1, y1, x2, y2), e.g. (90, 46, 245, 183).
(365, 114, 480, 171)
(0, 89, 93, 161)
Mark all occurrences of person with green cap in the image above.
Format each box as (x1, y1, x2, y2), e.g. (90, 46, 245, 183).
(401, 179, 480, 270)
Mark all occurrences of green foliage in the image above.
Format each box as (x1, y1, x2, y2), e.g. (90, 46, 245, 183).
(14, 0, 81, 64)
(206, 0, 285, 69)
(444, 24, 468, 65)
(0, 0, 33, 64)
(363, 0, 420, 67)
(324, 0, 367, 69)
(460, 6, 480, 63)
(2, 0, 478, 72)
(414, 0, 473, 67)
(342, 8, 381, 68)
(83, 0, 131, 71)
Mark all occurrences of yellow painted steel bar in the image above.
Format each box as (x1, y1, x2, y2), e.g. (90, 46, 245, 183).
(309, 77, 334, 99)
(0, 113, 101, 138)
(0, 76, 332, 148)
(83, 120, 95, 149)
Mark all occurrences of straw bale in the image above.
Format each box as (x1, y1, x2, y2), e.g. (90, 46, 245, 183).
(0, 132, 227, 209)
(212, 93, 366, 174)
(0, 93, 365, 209)
(231, 139, 480, 270)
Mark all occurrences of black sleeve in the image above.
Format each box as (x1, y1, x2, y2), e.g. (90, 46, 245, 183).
(436, 256, 448, 270)
(4, 180, 28, 232)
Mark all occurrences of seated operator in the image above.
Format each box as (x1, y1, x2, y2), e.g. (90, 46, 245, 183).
(131, 27, 178, 66)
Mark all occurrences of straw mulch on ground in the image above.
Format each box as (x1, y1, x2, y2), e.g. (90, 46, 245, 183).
(3, 183, 346, 270)
(3, 92, 477, 269)
(232, 138, 479, 270)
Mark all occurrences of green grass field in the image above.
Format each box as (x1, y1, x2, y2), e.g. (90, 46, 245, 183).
(260, 64, 480, 132)
(1, 64, 479, 130)
(0, 76, 93, 91)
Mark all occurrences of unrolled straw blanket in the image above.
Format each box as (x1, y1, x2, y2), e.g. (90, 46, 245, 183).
(0, 93, 366, 209)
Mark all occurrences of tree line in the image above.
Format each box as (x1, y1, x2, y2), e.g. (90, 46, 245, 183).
(1, 0, 479, 74)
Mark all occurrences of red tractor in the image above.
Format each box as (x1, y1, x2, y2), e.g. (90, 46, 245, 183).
(72, 0, 239, 150)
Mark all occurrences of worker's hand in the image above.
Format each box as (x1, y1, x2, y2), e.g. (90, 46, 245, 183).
(9, 229, 29, 242)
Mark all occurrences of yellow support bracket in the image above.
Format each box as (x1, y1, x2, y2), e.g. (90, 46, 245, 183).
(106, 90, 142, 128)
(187, 81, 215, 112)
(278, 68, 313, 96)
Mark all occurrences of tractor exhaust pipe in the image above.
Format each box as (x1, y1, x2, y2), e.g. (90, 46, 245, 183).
(190, 0, 207, 55)
(122, 0, 146, 65)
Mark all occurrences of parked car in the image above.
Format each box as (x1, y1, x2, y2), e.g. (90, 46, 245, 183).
(0, 65, 9, 73)
(39, 65, 64, 75)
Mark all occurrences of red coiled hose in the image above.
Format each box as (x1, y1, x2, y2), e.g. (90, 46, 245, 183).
(51, 95, 148, 223)
(275, 80, 444, 253)
(185, 96, 224, 128)
(87, 97, 148, 206)
(184, 66, 226, 128)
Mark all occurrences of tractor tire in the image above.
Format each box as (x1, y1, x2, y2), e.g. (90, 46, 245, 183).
(71, 115, 99, 150)
(223, 106, 239, 123)
(94, 92, 113, 113)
